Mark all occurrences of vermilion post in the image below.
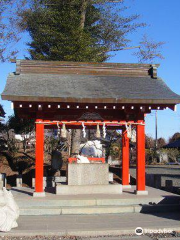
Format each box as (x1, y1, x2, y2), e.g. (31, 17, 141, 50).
(34, 119, 44, 195)
(136, 120, 147, 194)
(122, 127, 130, 187)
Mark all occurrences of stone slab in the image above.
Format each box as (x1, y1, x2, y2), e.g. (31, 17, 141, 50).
(0, 180, 3, 190)
(18, 203, 180, 216)
(54, 176, 66, 183)
(158, 238, 180, 240)
(56, 184, 122, 195)
(33, 192, 46, 197)
(109, 173, 113, 182)
(61, 205, 133, 215)
(20, 208, 62, 215)
(136, 190, 148, 195)
(68, 163, 109, 185)
(122, 185, 132, 189)
(0, 213, 180, 237)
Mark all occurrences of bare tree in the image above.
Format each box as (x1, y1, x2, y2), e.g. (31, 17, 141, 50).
(134, 35, 165, 63)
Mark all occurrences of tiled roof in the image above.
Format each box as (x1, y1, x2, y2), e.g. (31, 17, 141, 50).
(1, 60, 180, 104)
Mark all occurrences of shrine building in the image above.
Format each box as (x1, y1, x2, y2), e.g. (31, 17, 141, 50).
(1, 60, 180, 197)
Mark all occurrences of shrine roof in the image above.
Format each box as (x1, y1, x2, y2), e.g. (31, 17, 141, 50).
(1, 60, 180, 104)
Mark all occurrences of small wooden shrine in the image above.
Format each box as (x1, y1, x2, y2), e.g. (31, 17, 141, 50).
(2, 60, 180, 196)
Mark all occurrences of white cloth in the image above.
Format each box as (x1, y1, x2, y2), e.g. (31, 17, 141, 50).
(0, 188, 19, 232)
(76, 155, 90, 163)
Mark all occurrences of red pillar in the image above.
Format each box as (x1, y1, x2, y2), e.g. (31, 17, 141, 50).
(136, 120, 147, 195)
(34, 119, 45, 197)
(122, 127, 130, 189)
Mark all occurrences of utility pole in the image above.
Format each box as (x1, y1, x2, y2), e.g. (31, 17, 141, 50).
(155, 110, 158, 150)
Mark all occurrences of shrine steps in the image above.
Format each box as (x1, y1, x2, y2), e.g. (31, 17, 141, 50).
(11, 186, 180, 216)
(19, 203, 180, 216)
(16, 194, 180, 216)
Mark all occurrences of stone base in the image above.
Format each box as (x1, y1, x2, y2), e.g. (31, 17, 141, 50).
(33, 192, 46, 197)
(122, 185, 131, 189)
(135, 190, 148, 195)
(56, 184, 122, 195)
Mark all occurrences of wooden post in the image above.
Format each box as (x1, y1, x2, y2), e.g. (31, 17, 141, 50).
(33, 119, 45, 197)
(122, 127, 131, 189)
(136, 120, 148, 195)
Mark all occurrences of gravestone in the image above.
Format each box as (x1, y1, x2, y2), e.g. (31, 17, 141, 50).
(16, 175, 22, 188)
(51, 150, 63, 171)
(0, 173, 6, 188)
(146, 173, 155, 187)
(154, 175, 161, 189)
(165, 180, 173, 192)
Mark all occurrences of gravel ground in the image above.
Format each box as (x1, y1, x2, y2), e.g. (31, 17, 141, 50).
(0, 232, 180, 240)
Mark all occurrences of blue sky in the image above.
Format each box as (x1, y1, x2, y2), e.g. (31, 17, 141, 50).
(0, 0, 180, 142)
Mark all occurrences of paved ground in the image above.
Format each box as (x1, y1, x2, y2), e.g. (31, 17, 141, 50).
(11, 185, 179, 201)
(0, 212, 180, 237)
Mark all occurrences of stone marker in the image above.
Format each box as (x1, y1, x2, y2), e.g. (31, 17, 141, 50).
(165, 180, 173, 192)
(0, 173, 6, 188)
(146, 173, 154, 186)
(154, 175, 161, 189)
(109, 173, 113, 182)
(16, 175, 22, 188)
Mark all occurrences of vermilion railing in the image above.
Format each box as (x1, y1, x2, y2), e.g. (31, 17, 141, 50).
(68, 157, 105, 164)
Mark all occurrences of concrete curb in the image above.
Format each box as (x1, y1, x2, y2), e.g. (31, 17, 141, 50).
(1, 227, 180, 237)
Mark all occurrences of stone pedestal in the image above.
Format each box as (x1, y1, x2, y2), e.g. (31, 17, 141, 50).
(56, 163, 122, 195)
(68, 163, 109, 185)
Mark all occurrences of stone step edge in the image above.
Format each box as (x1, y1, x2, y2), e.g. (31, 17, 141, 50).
(19, 204, 180, 215)
(19, 203, 180, 209)
(16, 197, 165, 207)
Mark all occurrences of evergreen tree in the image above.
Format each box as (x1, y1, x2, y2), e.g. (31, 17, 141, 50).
(21, 0, 144, 62)
(0, 104, 5, 118)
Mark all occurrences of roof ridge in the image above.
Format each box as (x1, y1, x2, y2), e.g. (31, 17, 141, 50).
(11, 60, 159, 78)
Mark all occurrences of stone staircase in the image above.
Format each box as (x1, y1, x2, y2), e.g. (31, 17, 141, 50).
(16, 195, 180, 216)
